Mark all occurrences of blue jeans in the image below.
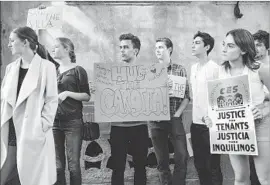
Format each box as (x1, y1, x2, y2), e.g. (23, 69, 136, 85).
(149, 117, 188, 185)
(53, 119, 83, 185)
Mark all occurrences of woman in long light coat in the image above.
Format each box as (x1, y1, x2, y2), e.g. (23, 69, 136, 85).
(1, 26, 59, 185)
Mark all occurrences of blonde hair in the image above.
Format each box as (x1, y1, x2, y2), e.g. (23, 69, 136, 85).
(56, 37, 76, 63)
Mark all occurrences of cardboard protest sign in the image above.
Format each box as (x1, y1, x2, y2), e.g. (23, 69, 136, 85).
(168, 75, 186, 98)
(27, 7, 63, 30)
(207, 75, 258, 155)
(94, 63, 170, 122)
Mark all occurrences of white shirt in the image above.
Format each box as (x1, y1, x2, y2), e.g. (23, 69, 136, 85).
(190, 60, 219, 125)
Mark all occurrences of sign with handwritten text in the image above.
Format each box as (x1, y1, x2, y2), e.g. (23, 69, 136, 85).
(94, 63, 170, 122)
(207, 75, 258, 155)
(168, 75, 186, 98)
(27, 7, 63, 30)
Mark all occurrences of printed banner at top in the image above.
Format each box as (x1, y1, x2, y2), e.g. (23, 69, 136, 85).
(94, 62, 170, 123)
(27, 7, 63, 30)
(168, 75, 186, 98)
(207, 75, 258, 155)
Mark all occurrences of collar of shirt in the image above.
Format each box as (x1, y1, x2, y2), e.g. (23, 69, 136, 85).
(167, 59, 173, 72)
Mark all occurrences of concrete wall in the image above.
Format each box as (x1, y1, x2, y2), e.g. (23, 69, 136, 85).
(1, 1, 270, 80)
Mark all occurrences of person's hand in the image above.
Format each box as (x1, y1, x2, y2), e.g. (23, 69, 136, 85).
(167, 77, 174, 96)
(58, 91, 69, 103)
(202, 116, 213, 128)
(169, 90, 174, 96)
(167, 77, 173, 89)
(251, 105, 263, 120)
(173, 111, 181, 118)
(38, 4, 47, 9)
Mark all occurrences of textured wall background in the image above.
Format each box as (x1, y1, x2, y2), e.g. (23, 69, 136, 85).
(1, 1, 270, 184)
(1, 1, 270, 80)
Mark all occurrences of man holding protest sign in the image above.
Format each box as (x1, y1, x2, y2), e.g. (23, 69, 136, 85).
(190, 31, 223, 185)
(149, 38, 190, 185)
(109, 33, 149, 185)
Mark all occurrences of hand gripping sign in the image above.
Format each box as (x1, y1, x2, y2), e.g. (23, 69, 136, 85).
(168, 75, 187, 98)
(207, 75, 258, 155)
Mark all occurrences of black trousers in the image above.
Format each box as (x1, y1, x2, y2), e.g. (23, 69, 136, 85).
(249, 156, 261, 185)
(190, 123, 223, 185)
(110, 125, 149, 185)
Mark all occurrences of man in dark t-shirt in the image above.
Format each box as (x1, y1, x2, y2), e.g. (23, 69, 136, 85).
(109, 33, 149, 185)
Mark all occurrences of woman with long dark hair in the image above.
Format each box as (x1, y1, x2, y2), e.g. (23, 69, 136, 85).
(218, 29, 270, 185)
(1, 26, 58, 185)
(52, 37, 90, 185)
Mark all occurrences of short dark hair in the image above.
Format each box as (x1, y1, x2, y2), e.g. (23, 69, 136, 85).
(119, 33, 141, 56)
(156, 37, 173, 56)
(56, 37, 76, 63)
(193, 31, 215, 55)
(253, 30, 269, 49)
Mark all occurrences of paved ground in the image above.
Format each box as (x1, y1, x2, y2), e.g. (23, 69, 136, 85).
(77, 104, 236, 185)
(78, 155, 234, 185)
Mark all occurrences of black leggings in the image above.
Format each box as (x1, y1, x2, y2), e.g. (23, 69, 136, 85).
(8, 119, 17, 146)
(0, 146, 21, 185)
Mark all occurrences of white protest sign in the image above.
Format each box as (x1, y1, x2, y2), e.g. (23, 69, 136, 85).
(168, 75, 186, 98)
(94, 63, 170, 122)
(27, 7, 63, 30)
(207, 75, 258, 155)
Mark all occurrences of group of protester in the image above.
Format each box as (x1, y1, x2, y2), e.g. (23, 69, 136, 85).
(1, 26, 90, 185)
(0, 21, 269, 185)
